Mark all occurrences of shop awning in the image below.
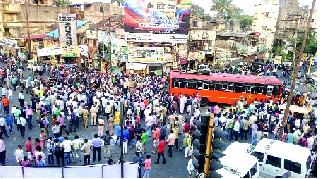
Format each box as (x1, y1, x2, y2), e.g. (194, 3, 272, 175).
(126, 63, 147, 70)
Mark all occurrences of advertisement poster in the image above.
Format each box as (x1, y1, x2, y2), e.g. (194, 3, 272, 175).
(61, 46, 80, 58)
(37, 47, 62, 57)
(128, 47, 164, 63)
(124, 0, 192, 34)
(58, 13, 77, 46)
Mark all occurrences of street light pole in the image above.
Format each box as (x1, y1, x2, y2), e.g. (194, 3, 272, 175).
(25, 0, 31, 61)
(119, 99, 124, 178)
(281, 0, 316, 127)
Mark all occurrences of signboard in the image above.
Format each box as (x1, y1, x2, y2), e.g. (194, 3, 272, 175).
(125, 33, 187, 43)
(124, 0, 192, 34)
(128, 47, 165, 63)
(58, 13, 77, 46)
(37, 47, 62, 57)
(86, 30, 98, 39)
(79, 45, 88, 57)
(0, 38, 17, 47)
(61, 46, 80, 58)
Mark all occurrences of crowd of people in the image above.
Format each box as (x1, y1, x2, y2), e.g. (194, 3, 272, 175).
(0, 55, 317, 178)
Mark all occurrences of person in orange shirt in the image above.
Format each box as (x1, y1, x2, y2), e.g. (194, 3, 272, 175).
(152, 126, 160, 154)
(2, 96, 10, 114)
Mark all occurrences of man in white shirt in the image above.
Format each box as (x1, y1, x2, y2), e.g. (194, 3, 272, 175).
(61, 136, 72, 165)
(0, 115, 8, 137)
(14, 145, 24, 163)
(17, 116, 26, 138)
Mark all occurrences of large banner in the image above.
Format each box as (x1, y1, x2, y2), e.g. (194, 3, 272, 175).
(128, 47, 165, 63)
(124, 0, 192, 34)
(58, 13, 77, 46)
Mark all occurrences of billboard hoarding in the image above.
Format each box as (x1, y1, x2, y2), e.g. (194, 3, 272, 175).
(58, 13, 77, 46)
(124, 0, 192, 34)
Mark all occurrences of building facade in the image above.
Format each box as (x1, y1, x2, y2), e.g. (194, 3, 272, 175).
(252, 0, 280, 51)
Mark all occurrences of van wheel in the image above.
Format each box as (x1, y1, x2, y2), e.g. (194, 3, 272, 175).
(200, 97, 208, 107)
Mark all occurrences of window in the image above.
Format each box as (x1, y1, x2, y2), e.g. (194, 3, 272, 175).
(197, 80, 204, 89)
(209, 82, 215, 90)
(203, 81, 210, 90)
(221, 82, 228, 90)
(273, 85, 280, 96)
(214, 82, 222, 90)
(284, 159, 301, 174)
(252, 152, 264, 162)
(266, 155, 281, 168)
(244, 163, 258, 178)
(172, 78, 186, 88)
(234, 83, 245, 93)
(226, 83, 234, 92)
(186, 80, 197, 89)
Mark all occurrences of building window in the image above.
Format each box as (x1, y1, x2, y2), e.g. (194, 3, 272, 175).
(192, 21, 198, 28)
(265, 12, 269, 17)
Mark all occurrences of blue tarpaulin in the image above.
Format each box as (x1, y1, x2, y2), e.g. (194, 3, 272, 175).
(46, 20, 88, 38)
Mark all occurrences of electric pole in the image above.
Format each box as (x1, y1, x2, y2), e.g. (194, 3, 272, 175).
(281, 0, 316, 127)
(25, 0, 31, 61)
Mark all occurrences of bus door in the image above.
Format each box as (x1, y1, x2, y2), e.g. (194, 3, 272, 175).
(266, 85, 274, 97)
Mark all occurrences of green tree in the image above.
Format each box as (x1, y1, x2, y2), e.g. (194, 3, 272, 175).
(192, 4, 205, 17)
(211, 0, 242, 20)
(297, 30, 317, 55)
(239, 15, 253, 30)
(54, 0, 71, 7)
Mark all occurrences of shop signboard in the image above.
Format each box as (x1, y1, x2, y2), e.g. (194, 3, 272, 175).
(79, 45, 88, 57)
(37, 47, 62, 57)
(61, 46, 80, 58)
(85, 30, 98, 39)
(128, 47, 165, 63)
(0, 38, 17, 47)
(124, 0, 192, 34)
(125, 33, 188, 43)
(58, 13, 77, 46)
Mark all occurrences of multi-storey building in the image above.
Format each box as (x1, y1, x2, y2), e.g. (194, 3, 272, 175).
(251, 0, 280, 51)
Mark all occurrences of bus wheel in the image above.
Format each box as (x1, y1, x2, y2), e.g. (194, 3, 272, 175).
(200, 97, 208, 106)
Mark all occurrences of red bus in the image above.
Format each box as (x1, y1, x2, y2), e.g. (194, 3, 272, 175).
(169, 70, 283, 105)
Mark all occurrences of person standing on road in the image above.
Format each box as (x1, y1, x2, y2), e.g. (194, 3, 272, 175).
(17, 115, 26, 138)
(14, 145, 24, 164)
(25, 105, 33, 129)
(2, 95, 9, 114)
(81, 138, 92, 166)
(187, 155, 195, 178)
(71, 135, 82, 164)
(5, 114, 13, 135)
(97, 117, 104, 137)
(82, 106, 89, 128)
(0, 136, 6, 165)
(90, 104, 98, 126)
(92, 134, 102, 162)
(0, 115, 8, 137)
(143, 154, 152, 178)
(166, 130, 176, 157)
(61, 136, 72, 166)
(103, 130, 112, 158)
(155, 137, 166, 164)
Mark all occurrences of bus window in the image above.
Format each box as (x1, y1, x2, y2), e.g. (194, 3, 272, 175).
(266, 155, 281, 168)
(221, 83, 228, 90)
(209, 82, 215, 90)
(197, 80, 204, 89)
(267, 85, 274, 96)
(214, 82, 222, 90)
(226, 83, 234, 92)
(284, 159, 301, 174)
(234, 83, 245, 93)
(172, 78, 179, 88)
(273, 85, 280, 96)
(245, 85, 253, 93)
(186, 80, 197, 89)
(203, 81, 210, 90)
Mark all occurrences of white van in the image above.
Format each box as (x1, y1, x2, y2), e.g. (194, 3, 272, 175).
(217, 153, 259, 178)
(251, 138, 312, 178)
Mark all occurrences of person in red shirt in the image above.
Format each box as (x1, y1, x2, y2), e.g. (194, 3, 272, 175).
(25, 137, 32, 160)
(183, 122, 190, 134)
(155, 137, 166, 164)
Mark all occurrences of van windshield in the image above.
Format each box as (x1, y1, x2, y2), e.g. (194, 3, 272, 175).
(284, 159, 301, 174)
(252, 152, 264, 162)
(244, 163, 258, 178)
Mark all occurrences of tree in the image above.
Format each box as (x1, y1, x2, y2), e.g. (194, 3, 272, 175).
(297, 30, 317, 55)
(211, 0, 242, 20)
(192, 4, 205, 17)
(239, 15, 253, 30)
(54, 0, 71, 7)
(111, 0, 124, 6)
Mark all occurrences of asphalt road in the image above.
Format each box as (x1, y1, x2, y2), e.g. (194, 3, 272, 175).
(0, 62, 315, 177)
